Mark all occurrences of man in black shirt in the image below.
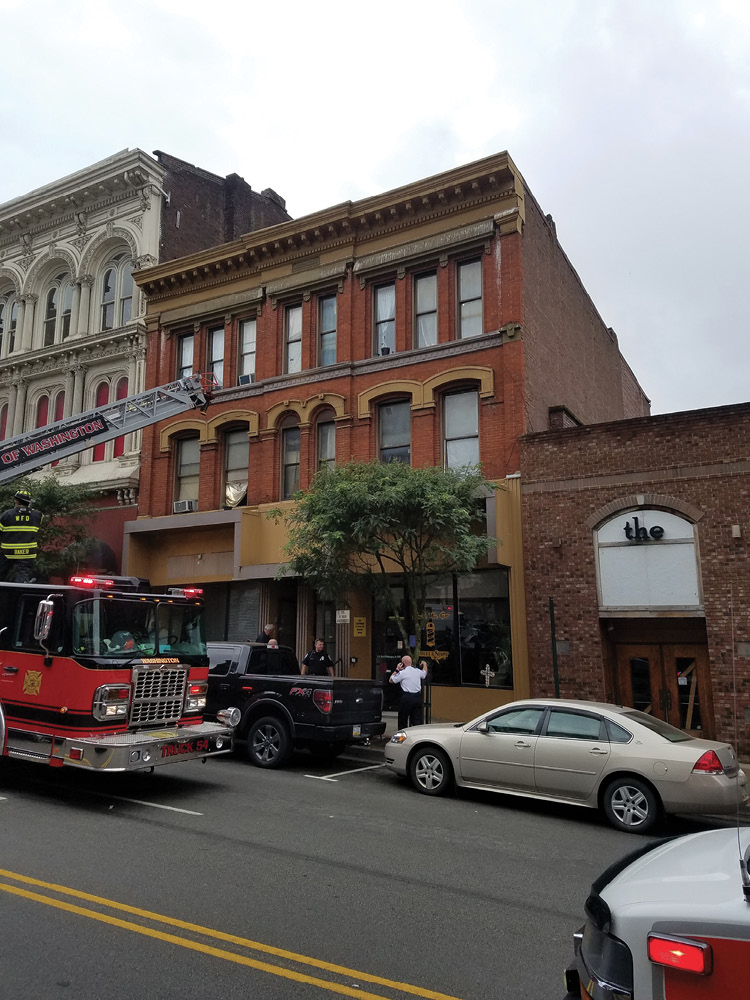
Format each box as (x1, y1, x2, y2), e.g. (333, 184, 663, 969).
(301, 638, 334, 677)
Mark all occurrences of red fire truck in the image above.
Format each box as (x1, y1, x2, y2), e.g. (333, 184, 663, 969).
(0, 373, 238, 770)
(0, 573, 238, 770)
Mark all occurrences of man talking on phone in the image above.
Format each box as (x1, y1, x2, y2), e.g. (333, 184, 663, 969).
(389, 655, 428, 729)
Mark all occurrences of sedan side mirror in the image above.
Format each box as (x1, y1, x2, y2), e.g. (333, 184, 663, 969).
(476, 720, 489, 733)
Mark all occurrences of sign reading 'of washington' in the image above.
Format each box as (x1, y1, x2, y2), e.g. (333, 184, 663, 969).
(0, 414, 110, 471)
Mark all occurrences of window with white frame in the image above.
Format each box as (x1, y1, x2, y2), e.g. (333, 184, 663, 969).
(0, 295, 19, 356)
(414, 273, 437, 348)
(224, 427, 249, 507)
(42, 273, 74, 347)
(458, 260, 483, 339)
(443, 390, 479, 469)
(0, 402, 7, 439)
(379, 400, 411, 464)
(100, 253, 134, 332)
(238, 318, 256, 383)
(285, 304, 302, 373)
(319, 295, 337, 366)
(176, 436, 201, 502)
(177, 333, 194, 379)
(317, 417, 336, 471)
(281, 422, 301, 498)
(208, 325, 224, 385)
(374, 283, 396, 355)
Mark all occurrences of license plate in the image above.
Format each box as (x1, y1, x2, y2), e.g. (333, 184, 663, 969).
(160, 738, 211, 759)
(352, 724, 361, 737)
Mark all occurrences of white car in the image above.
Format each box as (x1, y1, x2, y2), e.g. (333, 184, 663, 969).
(563, 827, 750, 999)
(384, 698, 747, 833)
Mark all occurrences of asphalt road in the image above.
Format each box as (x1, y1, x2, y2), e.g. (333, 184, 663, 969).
(0, 746, 734, 1000)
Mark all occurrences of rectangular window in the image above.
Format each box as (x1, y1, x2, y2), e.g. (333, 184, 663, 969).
(414, 273, 437, 348)
(319, 295, 337, 367)
(317, 421, 336, 471)
(208, 326, 224, 386)
(458, 260, 483, 339)
(239, 318, 256, 383)
(444, 391, 479, 469)
(285, 304, 302, 374)
(177, 334, 194, 379)
(379, 400, 411, 464)
(282, 426, 301, 498)
(224, 428, 249, 507)
(374, 284, 396, 355)
(176, 437, 200, 501)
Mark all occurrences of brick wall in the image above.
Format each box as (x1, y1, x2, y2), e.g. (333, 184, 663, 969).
(153, 151, 290, 263)
(521, 403, 750, 756)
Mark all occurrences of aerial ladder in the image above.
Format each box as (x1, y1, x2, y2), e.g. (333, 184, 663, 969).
(0, 373, 217, 486)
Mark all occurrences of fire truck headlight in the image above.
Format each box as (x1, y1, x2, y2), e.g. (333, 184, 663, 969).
(185, 681, 208, 713)
(93, 684, 132, 722)
(215, 737, 225, 750)
(130, 750, 141, 763)
(142, 749, 152, 763)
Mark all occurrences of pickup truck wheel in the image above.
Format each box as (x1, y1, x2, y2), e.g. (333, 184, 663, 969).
(409, 746, 452, 796)
(246, 716, 291, 769)
(602, 776, 659, 834)
(309, 741, 347, 761)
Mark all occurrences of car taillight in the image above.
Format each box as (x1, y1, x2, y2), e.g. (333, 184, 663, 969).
(92, 684, 131, 721)
(692, 750, 723, 774)
(648, 933, 712, 974)
(185, 681, 207, 713)
(313, 689, 332, 714)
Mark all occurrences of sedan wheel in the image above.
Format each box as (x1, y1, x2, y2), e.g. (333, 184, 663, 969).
(409, 747, 452, 796)
(603, 777, 659, 834)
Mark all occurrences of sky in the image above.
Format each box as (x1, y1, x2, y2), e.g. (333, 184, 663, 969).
(1, 0, 748, 415)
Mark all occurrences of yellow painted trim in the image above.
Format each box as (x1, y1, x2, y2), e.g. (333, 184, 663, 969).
(357, 381, 424, 419)
(422, 367, 495, 405)
(159, 419, 208, 452)
(266, 399, 308, 429)
(206, 409, 260, 441)
(494, 476, 530, 699)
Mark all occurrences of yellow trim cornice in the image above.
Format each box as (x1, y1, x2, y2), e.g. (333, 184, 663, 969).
(159, 419, 208, 452)
(206, 409, 260, 441)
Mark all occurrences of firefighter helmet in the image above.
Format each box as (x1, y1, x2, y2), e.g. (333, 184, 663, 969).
(13, 489, 32, 505)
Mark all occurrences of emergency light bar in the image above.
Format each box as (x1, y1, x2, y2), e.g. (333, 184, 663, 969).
(69, 576, 115, 588)
(167, 587, 204, 597)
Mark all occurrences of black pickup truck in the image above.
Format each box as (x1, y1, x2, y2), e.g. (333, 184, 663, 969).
(206, 641, 386, 768)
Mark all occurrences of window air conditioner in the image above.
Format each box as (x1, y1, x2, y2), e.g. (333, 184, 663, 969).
(238, 374, 254, 386)
(173, 499, 198, 514)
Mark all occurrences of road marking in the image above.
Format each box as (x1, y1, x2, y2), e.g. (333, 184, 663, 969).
(0, 868, 463, 1000)
(323, 763, 387, 779)
(85, 791, 203, 815)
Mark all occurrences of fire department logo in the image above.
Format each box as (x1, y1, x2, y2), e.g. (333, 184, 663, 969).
(22, 671, 43, 696)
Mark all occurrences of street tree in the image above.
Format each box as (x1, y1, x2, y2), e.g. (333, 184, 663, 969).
(0, 476, 100, 580)
(276, 461, 495, 661)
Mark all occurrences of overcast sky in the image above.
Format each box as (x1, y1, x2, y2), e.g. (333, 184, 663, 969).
(1, 0, 747, 415)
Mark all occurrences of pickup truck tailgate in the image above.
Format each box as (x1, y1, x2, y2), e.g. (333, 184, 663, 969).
(331, 680, 384, 723)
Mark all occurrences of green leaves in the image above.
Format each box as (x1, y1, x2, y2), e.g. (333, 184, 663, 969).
(278, 462, 496, 656)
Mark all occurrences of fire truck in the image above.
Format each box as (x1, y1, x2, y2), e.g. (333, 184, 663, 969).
(0, 374, 239, 770)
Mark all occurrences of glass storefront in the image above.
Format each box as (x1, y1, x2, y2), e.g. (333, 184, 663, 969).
(372, 569, 512, 697)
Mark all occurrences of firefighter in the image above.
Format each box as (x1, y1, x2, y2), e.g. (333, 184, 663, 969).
(0, 489, 44, 583)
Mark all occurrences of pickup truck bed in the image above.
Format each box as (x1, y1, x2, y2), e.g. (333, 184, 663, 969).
(206, 641, 385, 767)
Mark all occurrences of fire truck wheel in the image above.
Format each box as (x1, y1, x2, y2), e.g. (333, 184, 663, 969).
(246, 716, 292, 768)
(602, 776, 660, 834)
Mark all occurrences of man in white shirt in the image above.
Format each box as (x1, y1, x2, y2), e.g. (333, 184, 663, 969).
(389, 655, 428, 729)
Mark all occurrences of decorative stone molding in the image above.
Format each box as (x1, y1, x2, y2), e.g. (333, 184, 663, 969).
(585, 494, 705, 531)
(159, 418, 209, 452)
(422, 366, 495, 406)
(23, 245, 79, 290)
(206, 409, 260, 441)
(266, 261, 348, 309)
(357, 380, 424, 418)
(79, 226, 140, 276)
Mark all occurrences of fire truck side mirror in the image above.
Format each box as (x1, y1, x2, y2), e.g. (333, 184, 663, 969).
(33, 600, 55, 643)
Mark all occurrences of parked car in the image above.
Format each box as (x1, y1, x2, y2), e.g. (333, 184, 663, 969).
(206, 642, 385, 768)
(563, 827, 750, 999)
(384, 698, 747, 832)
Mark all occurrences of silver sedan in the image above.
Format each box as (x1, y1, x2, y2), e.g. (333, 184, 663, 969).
(384, 698, 748, 833)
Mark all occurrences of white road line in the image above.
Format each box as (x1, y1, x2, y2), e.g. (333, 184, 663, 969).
(0, 796, 7, 801)
(88, 791, 203, 815)
(305, 763, 387, 782)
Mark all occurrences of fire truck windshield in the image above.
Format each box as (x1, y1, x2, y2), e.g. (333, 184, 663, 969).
(72, 599, 206, 657)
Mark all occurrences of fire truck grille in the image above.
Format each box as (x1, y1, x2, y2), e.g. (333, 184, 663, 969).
(131, 667, 187, 726)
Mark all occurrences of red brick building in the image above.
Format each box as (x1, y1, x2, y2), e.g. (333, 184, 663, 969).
(127, 151, 648, 721)
(521, 403, 750, 757)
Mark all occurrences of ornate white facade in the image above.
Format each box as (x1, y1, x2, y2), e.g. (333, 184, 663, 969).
(0, 148, 162, 499)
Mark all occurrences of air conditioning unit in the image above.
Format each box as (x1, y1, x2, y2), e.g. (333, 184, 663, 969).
(237, 374, 254, 386)
(173, 499, 198, 514)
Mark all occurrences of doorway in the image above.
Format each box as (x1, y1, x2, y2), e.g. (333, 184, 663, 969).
(615, 644, 713, 738)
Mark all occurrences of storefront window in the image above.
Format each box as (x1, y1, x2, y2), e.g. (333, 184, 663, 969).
(371, 569, 512, 691)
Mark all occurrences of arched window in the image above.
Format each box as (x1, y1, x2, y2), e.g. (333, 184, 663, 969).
(0, 292, 19, 358)
(0, 402, 8, 440)
(280, 417, 301, 499)
(316, 413, 336, 472)
(224, 426, 249, 507)
(378, 399, 411, 464)
(442, 390, 479, 469)
(42, 273, 74, 347)
(113, 377, 128, 458)
(92, 382, 110, 462)
(35, 395, 49, 429)
(100, 252, 135, 332)
(175, 435, 201, 503)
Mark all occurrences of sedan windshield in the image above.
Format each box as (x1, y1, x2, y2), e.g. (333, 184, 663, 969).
(73, 599, 205, 657)
(621, 709, 693, 743)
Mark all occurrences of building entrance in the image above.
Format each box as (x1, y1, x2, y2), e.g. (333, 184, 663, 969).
(615, 643, 713, 738)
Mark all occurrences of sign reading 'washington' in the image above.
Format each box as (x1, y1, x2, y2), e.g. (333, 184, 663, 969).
(0, 414, 110, 470)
